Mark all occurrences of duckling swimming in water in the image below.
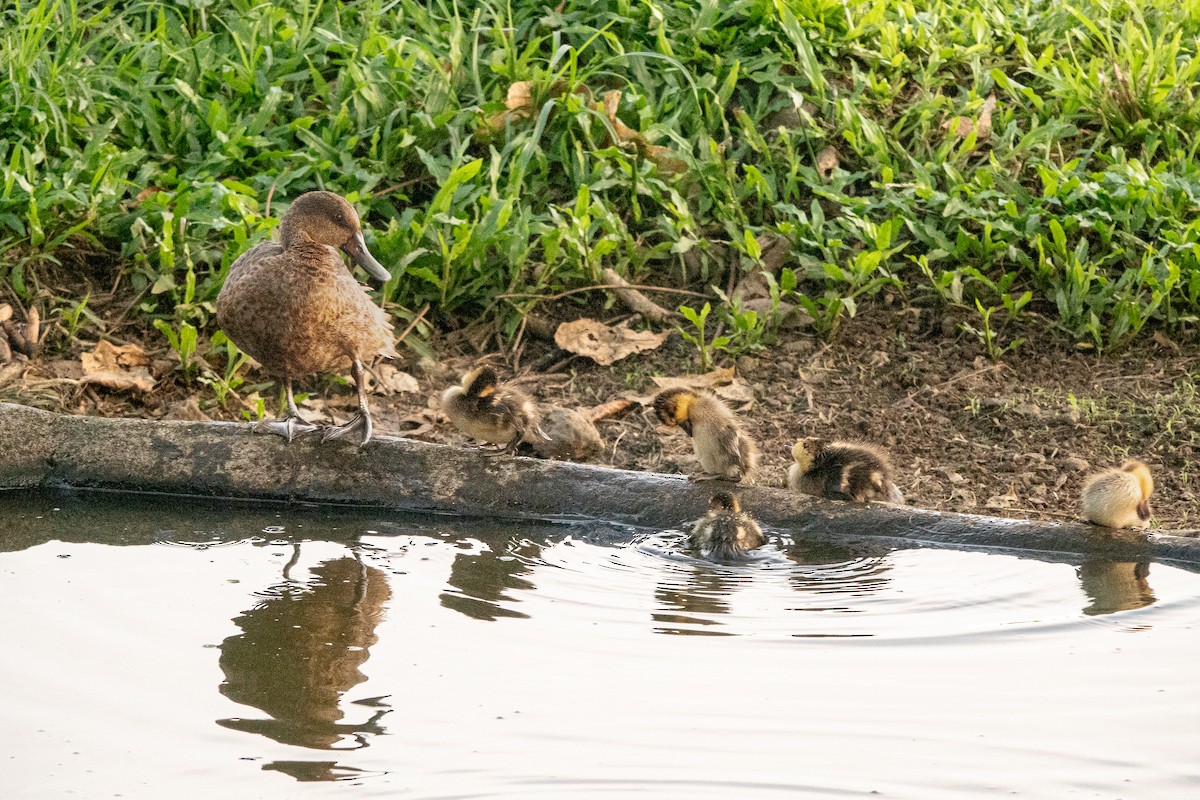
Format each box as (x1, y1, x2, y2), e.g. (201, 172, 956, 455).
(788, 437, 905, 504)
(216, 191, 396, 446)
(441, 365, 548, 453)
(1080, 459, 1153, 529)
(652, 388, 758, 482)
(688, 491, 766, 560)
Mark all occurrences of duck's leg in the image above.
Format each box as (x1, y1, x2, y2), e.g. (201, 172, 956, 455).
(252, 380, 322, 442)
(323, 360, 373, 446)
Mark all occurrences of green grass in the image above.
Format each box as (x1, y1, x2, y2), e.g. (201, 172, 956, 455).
(2, 0, 1200, 379)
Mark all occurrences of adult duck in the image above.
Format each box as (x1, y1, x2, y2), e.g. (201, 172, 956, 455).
(216, 191, 397, 446)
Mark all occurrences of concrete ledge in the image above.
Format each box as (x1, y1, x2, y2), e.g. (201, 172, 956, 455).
(1, 402, 1196, 564)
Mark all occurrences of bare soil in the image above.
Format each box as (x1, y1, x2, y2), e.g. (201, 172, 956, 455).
(4, 299, 1197, 529)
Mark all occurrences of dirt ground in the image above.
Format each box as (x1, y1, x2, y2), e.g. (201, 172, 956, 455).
(3, 296, 1197, 530)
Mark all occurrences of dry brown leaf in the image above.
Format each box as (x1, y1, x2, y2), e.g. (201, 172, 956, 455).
(596, 90, 687, 175)
(943, 93, 997, 140)
(650, 367, 736, 391)
(0, 304, 11, 325)
(80, 341, 155, 393)
(589, 398, 635, 422)
(369, 363, 420, 396)
(554, 318, 667, 365)
(816, 145, 839, 179)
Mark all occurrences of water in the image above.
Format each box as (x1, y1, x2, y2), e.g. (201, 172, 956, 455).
(3, 489, 1199, 798)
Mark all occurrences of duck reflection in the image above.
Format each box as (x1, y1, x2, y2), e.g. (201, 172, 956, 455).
(1078, 558, 1155, 616)
(652, 566, 735, 635)
(439, 537, 543, 621)
(217, 554, 391, 750)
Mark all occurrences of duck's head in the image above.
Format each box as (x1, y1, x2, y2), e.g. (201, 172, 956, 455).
(708, 491, 741, 513)
(1121, 459, 1154, 520)
(790, 437, 824, 472)
(461, 365, 499, 399)
(653, 388, 697, 435)
(280, 191, 391, 282)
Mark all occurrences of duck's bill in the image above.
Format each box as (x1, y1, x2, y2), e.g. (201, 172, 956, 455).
(341, 231, 392, 282)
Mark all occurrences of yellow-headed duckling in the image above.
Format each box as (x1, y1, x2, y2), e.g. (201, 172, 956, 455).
(688, 491, 766, 560)
(1080, 459, 1153, 529)
(442, 365, 548, 453)
(216, 191, 396, 446)
(652, 388, 758, 482)
(788, 437, 905, 504)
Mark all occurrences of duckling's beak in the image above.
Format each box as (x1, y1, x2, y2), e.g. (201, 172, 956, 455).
(341, 231, 392, 283)
(1137, 500, 1152, 521)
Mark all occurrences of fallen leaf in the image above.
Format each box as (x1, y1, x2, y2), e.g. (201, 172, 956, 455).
(554, 318, 668, 366)
(163, 396, 211, 422)
(596, 90, 687, 175)
(589, 398, 634, 422)
(816, 145, 839, 179)
(943, 93, 997, 140)
(369, 363, 420, 395)
(79, 340, 156, 393)
(650, 367, 736, 391)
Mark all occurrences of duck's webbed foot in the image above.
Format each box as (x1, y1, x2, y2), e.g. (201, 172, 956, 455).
(322, 411, 373, 447)
(252, 414, 322, 442)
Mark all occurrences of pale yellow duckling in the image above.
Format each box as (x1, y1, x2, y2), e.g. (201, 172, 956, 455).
(788, 437, 905, 504)
(688, 491, 766, 560)
(441, 365, 548, 453)
(652, 388, 758, 482)
(1080, 459, 1153, 529)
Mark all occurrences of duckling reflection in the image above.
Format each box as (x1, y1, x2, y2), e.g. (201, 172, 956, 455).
(652, 566, 736, 635)
(439, 537, 544, 621)
(1078, 558, 1155, 616)
(217, 555, 391, 750)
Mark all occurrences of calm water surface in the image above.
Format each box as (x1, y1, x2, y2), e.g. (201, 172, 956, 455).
(2, 489, 1199, 799)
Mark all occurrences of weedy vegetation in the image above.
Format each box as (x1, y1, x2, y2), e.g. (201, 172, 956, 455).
(2, 0, 1199, 396)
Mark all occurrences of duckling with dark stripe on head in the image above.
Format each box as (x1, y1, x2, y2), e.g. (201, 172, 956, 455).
(652, 388, 758, 482)
(688, 491, 766, 560)
(442, 365, 549, 453)
(788, 437, 905, 505)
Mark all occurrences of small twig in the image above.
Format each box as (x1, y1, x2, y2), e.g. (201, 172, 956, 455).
(891, 364, 1003, 408)
(394, 303, 430, 348)
(600, 268, 677, 323)
(265, 180, 278, 218)
(371, 177, 424, 199)
(497, 283, 708, 303)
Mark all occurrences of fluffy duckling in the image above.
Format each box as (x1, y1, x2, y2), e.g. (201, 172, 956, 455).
(788, 437, 905, 504)
(216, 191, 396, 446)
(652, 388, 758, 482)
(441, 366, 548, 453)
(1080, 459, 1153, 529)
(688, 491, 766, 560)
(531, 405, 604, 462)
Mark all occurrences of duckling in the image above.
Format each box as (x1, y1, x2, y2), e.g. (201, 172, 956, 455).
(688, 491, 766, 560)
(216, 191, 396, 446)
(652, 388, 758, 482)
(788, 437, 905, 504)
(1080, 459, 1153, 529)
(441, 365, 548, 453)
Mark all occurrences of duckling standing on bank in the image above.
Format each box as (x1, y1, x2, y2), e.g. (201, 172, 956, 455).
(442, 366, 549, 453)
(216, 191, 396, 446)
(1080, 459, 1154, 529)
(652, 388, 758, 482)
(688, 491, 766, 560)
(788, 437, 905, 504)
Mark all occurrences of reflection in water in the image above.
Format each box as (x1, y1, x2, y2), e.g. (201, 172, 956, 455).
(652, 537, 895, 636)
(439, 537, 543, 621)
(1078, 559, 1155, 616)
(217, 554, 391, 751)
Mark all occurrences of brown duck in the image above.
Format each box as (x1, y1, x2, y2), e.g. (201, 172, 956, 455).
(216, 191, 397, 445)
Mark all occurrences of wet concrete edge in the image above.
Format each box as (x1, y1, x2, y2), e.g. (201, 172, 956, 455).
(1, 401, 1197, 564)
